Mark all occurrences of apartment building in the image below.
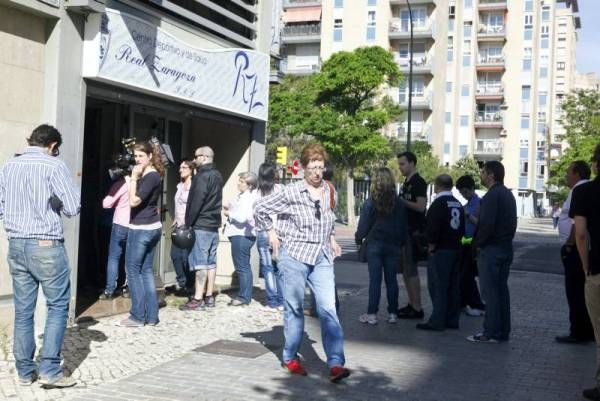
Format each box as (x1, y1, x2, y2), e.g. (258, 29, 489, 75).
(575, 72, 600, 91)
(279, 0, 580, 204)
(0, 0, 273, 325)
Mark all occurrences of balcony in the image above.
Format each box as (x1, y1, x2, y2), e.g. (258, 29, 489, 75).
(474, 139, 503, 157)
(477, 25, 506, 41)
(281, 23, 321, 43)
(283, 0, 321, 7)
(389, 19, 434, 40)
(478, 0, 508, 11)
(270, 58, 285, 84)
(390, 0, 434, 4)
(280, 58, 321, 75)
(475, 84, 503, 100)
(474, 112, 503, 128)
(395, 55, 433, 75)
(395, 92, 433, 110)
(476, 55, 505, 71)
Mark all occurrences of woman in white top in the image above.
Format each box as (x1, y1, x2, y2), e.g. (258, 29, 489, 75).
(224, 172, 258, 306)
(256, 162, 284, 310)
(170, 159, 195, 294)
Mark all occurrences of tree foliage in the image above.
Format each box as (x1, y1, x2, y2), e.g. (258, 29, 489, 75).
(548, 89, 600, 191)
(450, 157, 482, 189)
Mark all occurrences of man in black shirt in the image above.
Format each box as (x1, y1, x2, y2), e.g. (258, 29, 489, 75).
(397, 151, 427, 319)
(467, 161, 517, 344)
(571, 144, 600, 401)
(417, 174, 464, 331)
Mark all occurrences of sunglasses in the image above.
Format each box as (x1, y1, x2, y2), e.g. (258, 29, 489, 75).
(314, 200, 321, 220)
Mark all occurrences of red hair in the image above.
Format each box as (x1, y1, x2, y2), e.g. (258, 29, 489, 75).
(300, 143, 328, 167)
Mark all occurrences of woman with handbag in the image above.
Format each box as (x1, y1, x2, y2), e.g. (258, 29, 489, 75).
(355, 167, 408, 325)
(224, 172, 259, 306)
(168, 159, 195, 297)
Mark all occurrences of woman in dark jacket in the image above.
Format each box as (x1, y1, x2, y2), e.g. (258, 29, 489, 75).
(355, 167, 408, 325)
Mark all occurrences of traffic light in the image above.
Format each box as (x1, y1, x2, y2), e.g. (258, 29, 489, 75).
(276, 146, 288, 165)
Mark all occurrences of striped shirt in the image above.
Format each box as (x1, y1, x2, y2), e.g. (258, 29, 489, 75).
(0, 146, 81, 240)
(254, 180, 335, 265)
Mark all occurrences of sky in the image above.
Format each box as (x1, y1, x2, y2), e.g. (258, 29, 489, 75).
(576, 0, 600, 75)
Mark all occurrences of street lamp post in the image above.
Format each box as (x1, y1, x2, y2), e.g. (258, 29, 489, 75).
(406, 0, 414, 151)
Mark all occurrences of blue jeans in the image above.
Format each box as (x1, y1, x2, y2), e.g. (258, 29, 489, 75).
(257, 231, 283, 307)
(478, 245, 513, 340)
(105, 223, 128, 294)
(229, 235, 256, 304)
(427, 249, 461, 329)
(8, 239, 71, 382)
(367, 241, 401, 314)
(170, 244, 192, 289)
(279, 248, 345, 368)
(125, 228, 161, 324)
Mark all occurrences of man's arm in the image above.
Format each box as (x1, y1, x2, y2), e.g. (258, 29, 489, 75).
(50, 162, 81, 217)
(185, 173, 210, 227)
(425, 201, 441, 251)
(403, 196, 426, 213)
(473, 190, 498, 248)
(574, 216, 589, 275)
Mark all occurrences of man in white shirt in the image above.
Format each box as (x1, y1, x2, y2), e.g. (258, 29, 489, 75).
(556, 160, 594, 344)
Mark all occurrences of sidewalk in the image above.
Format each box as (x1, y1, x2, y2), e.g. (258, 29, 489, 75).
(0, 226, 595, 401)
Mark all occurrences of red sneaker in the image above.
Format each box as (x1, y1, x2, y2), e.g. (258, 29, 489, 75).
(329, 366, 350, 383)
(283, 359, 307, 376)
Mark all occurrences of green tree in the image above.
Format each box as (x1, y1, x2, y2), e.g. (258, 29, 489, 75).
(549, 89, 600, 192)
(389, 139, 447, 184)
(450, 157, 482, 188)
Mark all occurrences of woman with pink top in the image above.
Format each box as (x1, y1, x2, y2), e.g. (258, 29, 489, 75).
(100, 176, 130, 299)
(170, 159, 195, 295)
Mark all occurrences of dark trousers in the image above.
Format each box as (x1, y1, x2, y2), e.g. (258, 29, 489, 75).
(561, 244, 594, 340)
(170, 244, 194, 289)
(479, 245, 512, 341)
(459, 243, 485, 309)
(427, 249, 461, 329)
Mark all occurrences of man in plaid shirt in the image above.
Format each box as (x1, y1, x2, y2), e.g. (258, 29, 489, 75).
(254, 143, 350, 383)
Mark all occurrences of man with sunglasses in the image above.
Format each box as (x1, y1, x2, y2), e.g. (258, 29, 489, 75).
(254, 143, 350, 383)
(181, 146, 223, 311)
(0, 124, 80, 388)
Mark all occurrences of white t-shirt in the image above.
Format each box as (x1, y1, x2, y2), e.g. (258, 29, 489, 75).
(558, 179, 589, 245)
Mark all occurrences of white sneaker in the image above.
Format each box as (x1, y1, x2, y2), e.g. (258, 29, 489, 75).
(359, 314, 378, 325)
(387, 313, 398, 324)
(465, 306, 485, 317)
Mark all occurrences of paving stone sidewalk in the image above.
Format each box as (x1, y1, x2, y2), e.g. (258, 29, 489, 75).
(0, 221, 595, 401)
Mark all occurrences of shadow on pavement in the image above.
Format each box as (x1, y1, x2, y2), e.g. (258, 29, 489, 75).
(61, 318, 108, 376)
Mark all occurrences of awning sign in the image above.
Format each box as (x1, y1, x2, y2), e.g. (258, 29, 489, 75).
(83, 9, 269, 121)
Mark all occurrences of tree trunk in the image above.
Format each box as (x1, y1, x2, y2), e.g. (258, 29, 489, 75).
(346, 171, 357, 227)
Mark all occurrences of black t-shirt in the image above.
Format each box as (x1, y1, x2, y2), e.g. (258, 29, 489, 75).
(570, 177, 600, 275)
(400, 173, 427, 231)
(426, 193, 465, 250)
(130, 171, 162, 225)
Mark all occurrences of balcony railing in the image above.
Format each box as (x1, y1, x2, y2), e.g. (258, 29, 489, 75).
(284, 0, 322, 7)
(478, 0, 508, 10)
(280, 58, 321, 75)
(475, 112, 502, 123)
(281, 23, 321, 38)
(477, 55, 505, 65)
(478, 25, 506, 38)
(395, 55, 433, 72)
(389, 19, 433, 38)
(475, 139, 503, 155)
(476, 85, 503, 96)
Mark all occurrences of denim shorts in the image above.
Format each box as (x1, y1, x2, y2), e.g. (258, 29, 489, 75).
(189, 229, 219, 270)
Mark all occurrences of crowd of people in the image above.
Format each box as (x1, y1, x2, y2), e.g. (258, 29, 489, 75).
(1, 124, 600, 398)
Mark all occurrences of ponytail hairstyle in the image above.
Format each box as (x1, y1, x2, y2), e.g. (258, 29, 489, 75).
(258, 162, 277, 196)
(134, 141, 166, 177)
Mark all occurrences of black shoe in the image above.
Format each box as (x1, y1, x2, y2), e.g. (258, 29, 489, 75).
(555, 335, 593, 344)
(98, 291, 114, 300)
(416, 322, 443, 331)
(204, 295, 216, 308)
(397, 305, 424, 319)
(583, 387, 600, 401)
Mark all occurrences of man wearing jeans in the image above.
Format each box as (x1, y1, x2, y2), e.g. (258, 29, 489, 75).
(0, 125, 80, 387)
(571, 144, 600, 401)
(467, 161, 517, 344)
(180, 146, 223, 311)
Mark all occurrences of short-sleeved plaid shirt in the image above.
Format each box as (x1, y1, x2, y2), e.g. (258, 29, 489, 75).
(254, 180, 335, 265)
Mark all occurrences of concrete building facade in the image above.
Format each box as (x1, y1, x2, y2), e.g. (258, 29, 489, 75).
(278, 0, 580, 209)
(0, 0, 273, 326)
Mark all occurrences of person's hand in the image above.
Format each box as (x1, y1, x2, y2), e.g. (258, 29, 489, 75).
(268, 229, 280, 258)
(331, 236, 342, 258)
(131, 165, 143, 179)
(124, 175, 131, 184)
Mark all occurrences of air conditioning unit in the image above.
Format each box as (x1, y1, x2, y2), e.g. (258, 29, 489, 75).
(64, 0, 105, 13)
